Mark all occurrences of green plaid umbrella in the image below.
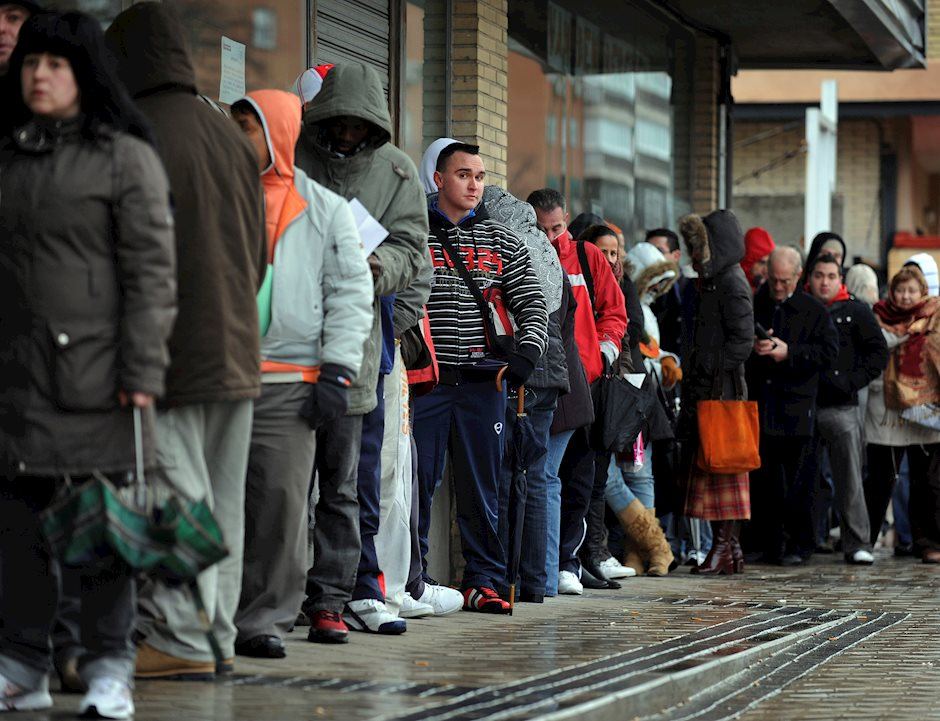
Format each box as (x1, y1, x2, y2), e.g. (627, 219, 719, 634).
(40, 408, 228, 662)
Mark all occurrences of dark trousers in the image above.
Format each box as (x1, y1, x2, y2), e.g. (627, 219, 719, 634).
(558, 427, 595, 575)
(352, 377, 386, 602)
(866, 443, 940, 551)
(0, 478, 136, 689)
(582, 451, 612, 565)
(498, 387, 557, 597)
(414, 379, 507, 589)
(405, 434, 426, 598)
(302, 412, 364, 615)
(749, 435, 817, 559)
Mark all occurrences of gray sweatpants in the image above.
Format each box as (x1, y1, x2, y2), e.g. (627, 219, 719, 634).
(817, 405, 872, 554)
(236, 383, 319, 640)
(137, 398, 253, 662)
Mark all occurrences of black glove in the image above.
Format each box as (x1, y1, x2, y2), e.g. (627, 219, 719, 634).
(298, 363, 353, 429)
(505, 347, 539, 390)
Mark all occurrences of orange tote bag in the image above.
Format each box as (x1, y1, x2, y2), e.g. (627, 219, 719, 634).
(696, 368, 760, 475)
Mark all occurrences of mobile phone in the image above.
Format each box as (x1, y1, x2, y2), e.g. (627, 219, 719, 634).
(755, 323, 772, 341)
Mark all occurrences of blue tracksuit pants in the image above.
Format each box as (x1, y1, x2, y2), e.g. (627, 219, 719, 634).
(414, 379, 507, 590)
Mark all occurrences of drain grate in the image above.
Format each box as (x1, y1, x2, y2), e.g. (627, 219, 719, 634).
(223, 674, 478, 698)
(374, 606, 852, 721)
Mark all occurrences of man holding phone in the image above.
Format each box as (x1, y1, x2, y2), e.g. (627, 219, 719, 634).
(746, 247, 838, 565)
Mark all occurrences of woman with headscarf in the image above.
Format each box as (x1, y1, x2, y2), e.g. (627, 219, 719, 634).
(0, 11, 176, 716)
(866, 265, 940, 563)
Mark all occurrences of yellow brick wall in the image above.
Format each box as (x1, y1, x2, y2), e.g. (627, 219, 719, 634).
(733, 119, 881, 260)
(451, 0, 508, 185)
(929, 0, 940, 59)
(691, 37, 720, 213)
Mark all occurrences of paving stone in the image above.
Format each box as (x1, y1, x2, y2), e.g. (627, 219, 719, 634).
(10, 551, 939, 720)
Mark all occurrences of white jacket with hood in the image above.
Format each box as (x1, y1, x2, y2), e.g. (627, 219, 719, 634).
(241, 90, 373, 381)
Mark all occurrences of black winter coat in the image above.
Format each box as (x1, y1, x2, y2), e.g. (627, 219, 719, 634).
(679, 211, 754, 417)
(0, 120, 177, 476)
(746, 286, 838, 437)
(817, 297, 888, 408)
(550, 278, 594, 434)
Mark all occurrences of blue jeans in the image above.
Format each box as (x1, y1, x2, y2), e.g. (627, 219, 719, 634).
(892, 456, 912, 546)
(544, 429, 574, 597)
(498, 387, 557, 597)
(605, 445, 654, 512)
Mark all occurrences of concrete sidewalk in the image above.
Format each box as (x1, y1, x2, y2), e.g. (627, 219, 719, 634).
(18, 551, 940, 720)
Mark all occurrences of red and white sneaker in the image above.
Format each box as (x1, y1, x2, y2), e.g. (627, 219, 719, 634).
(462, 587, 511, 614)
(306, 610, 349, 644)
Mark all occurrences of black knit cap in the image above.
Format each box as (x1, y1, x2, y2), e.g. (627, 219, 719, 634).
(5, 1, 44, 13)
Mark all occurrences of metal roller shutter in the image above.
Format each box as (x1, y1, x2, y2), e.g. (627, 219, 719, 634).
(314, 0, 391, 93)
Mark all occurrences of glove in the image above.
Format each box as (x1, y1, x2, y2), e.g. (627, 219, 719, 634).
(505, 347, 539, 390)
(599, 340, 619, 368)
(298, 363, 353, 430)
(660, 356, 682, 390)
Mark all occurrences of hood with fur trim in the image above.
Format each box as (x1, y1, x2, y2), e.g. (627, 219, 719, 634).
(680, 209, 745, 280)
(626, 241, 677, 303)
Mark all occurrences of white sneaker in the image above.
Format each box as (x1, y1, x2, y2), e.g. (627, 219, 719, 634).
(597, 556, 637, 580)
(850, 549, 875, 565)
(399, 593, 435, 619)
(416, 584, 463, 616)
(557, 570, 584, 595)
(0, 674, 52, 713)
(78, 677, 134, 719)
(344, 599, 407, 634)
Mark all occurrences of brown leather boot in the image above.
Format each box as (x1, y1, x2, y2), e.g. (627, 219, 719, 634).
(730, 521, 744, 573)
(691, 521, 735, 575)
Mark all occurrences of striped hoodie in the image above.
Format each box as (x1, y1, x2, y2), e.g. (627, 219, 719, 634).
(426, 202, 548, 367)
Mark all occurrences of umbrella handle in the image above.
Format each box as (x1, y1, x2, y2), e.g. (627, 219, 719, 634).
(495, 367, 525, 415)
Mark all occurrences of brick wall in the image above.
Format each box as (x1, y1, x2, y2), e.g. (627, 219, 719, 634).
(451, 0, 509, 185)
(691, 36, 720, 213)
(929, 0, 940, 59)
(733, 119, 881, 260)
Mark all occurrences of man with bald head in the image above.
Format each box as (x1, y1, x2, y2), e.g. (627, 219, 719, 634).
(746, 246, 838, 566)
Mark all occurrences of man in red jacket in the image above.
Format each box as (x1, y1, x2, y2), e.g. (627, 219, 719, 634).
(527, 188, 626, 595)
(528, 189, 626, 384)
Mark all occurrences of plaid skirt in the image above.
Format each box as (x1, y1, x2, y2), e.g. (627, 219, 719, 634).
(684, 469, 750, 521)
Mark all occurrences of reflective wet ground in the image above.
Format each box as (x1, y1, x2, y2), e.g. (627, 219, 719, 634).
(14, 551, 940, 720)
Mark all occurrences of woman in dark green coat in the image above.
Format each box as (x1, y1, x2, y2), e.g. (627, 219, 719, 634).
(0, 12, 175, 717)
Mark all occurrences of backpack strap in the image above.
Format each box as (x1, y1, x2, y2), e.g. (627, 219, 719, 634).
(576, 240, 596, 311)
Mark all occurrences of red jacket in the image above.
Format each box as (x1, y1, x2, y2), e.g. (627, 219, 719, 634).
(552, 230, 626, 383)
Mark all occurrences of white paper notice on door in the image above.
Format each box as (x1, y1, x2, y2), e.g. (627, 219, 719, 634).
(219, 36, 246, 104)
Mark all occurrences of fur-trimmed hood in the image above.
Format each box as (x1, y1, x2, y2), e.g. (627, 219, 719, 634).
(680, 209, 744, 280)
(626, 241, 677, 302)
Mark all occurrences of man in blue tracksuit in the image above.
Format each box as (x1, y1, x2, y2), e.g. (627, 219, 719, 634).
(414, 142, 548, 614)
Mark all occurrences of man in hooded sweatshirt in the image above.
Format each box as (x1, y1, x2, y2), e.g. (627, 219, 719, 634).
(105, 4, 267, 679)
(295, 62, 429, 639)
(416, 141, 548, 614)
(229, 90, 372, 657)
(741, 227, 776, 294)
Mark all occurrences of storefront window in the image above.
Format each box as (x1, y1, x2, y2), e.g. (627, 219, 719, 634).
(508, 0, 693, 242)
(400, 0, 448, 168)
(61, 0, 310, 101)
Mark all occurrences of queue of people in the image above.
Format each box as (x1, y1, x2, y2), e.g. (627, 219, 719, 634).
(0, 4, 939, 720)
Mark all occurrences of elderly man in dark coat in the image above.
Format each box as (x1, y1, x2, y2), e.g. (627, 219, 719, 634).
(746, 246, 839, 566)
